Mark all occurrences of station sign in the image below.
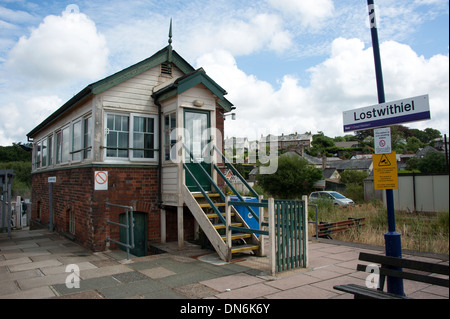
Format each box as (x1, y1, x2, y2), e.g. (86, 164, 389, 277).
(343, 94, 430, 132)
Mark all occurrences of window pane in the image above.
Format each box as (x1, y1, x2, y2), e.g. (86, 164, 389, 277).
(164, 113, 176, 161)
(35, 142, 41, 168)
(48, 136, 53, 165)
(144, 133, 154, 158)
(132, 116, 155, 159)
(72, 120, 82, 161)
(133, 132, 144, 158)
(84, 117, 92, 159)
(42, 139, 47, 167)
(62, 127, 70, 163)
(56, 132, 62, 164)
(106, 133, 117, 157)
(107, 114, 114, 130)
(118, 132, 129, 157)
(106, 114, 129, 158)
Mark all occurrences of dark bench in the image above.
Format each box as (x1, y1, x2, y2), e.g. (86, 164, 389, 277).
(334, 252, 449, 299)
(316, 217, 365, 239)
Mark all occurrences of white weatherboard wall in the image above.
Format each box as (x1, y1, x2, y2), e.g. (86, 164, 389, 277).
(383, 174, 449, 212)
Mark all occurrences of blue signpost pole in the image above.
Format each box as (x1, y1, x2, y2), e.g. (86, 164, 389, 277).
(367, 0, 404, 296)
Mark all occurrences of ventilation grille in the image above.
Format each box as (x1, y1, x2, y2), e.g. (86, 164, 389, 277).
(161, 62, 172, 75)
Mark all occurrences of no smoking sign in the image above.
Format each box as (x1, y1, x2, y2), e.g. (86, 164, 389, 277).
(374, 127, 391, 154)
(95, 171, 108, 190)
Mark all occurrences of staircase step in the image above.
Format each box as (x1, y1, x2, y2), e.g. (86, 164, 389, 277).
(193, 193, 221, 198)
(221, 233, 252, 241)
(231, 244, 260, 254)
(214, 223, 242, 230)
(205, 212, 235, 219)
(199, 202, 225, 208)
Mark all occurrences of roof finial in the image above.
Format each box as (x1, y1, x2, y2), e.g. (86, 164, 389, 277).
(168, 18, 173, 46)
(168, 18, 173, 65)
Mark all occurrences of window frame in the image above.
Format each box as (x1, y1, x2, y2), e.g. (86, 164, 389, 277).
(71, 118, 83, 163)
(164, 112, 177, 162)
(130, 113, 158, 162)
(104, 112, 158, 163)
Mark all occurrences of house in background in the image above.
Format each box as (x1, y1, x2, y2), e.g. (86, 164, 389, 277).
(26, 28, 259, 261)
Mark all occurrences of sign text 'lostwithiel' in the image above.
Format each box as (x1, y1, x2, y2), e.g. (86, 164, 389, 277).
(343, 94, 430, 132)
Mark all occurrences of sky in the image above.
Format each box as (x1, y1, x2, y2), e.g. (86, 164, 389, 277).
(0, 0, 448, 145)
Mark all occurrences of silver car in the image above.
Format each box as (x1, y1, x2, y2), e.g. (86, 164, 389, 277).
(309, 191, 355, 207)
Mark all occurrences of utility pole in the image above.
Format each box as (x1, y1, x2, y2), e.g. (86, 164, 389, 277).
(367, 0, 404, 296)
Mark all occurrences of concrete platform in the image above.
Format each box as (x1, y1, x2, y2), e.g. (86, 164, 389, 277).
(0, 227, 448, 299)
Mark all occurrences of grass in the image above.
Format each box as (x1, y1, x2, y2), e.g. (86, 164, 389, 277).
(308, 200, 449, 255)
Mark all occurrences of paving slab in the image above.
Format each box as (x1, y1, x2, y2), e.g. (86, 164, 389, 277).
(51, 275, 120, 296)
(265, 284, 339, 299)
(0, 286, 56, 299)
(51, 290, 105, 299)
(138, 266, 176, 279)
(265, 272, 321, 290)
(200, 273, 264, 292)
(97, 278, 167, 299)
(16, 272, 68, 290)
(174, 283, 219, 299)
(215, 283, 279, 299)
(80, 264, 133, 280)
(158, 269, 220, 288)
(8, 259, 63, 272)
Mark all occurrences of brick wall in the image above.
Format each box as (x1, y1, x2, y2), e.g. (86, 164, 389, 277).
(31, 166, 161, 252)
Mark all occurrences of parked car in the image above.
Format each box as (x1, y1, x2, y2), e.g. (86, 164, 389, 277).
(309, 191, 355, 207)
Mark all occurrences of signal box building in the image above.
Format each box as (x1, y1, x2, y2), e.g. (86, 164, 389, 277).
(26, 33, 256, 259)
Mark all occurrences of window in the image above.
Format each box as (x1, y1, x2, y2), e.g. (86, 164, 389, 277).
(106, 114, 129, 158)
(105, 113, 158, 161)
(41, 139, 48, 167)
(72, 120, 82, 162)
(56, 131, 62, 164)
(35, 142, 41, 169)
(164, 113, 177, 161)
(132, 115, 155, 159)
(48, 136, 53, 166)
(61, 126, 70, 163)
(84, 117, 92, 159)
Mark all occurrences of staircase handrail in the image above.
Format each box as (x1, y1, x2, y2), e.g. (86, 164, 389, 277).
(212, 145, 259, 198)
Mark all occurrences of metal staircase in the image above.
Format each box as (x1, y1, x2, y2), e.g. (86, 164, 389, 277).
(182, 145, 263, 262)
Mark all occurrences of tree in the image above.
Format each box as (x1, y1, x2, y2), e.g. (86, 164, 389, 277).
(256, 155, 323, 199)
(339, 170, 369, 186)
(406, 136, 424, 153)
(417, 152, 446, 173)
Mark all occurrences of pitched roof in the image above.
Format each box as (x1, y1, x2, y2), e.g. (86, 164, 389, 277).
(28, 46, 228, 138)
(152, 67, 233, 112)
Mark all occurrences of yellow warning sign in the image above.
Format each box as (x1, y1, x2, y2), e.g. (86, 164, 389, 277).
(373, 152, 398, 190)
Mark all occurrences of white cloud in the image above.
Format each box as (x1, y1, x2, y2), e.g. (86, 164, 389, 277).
(266, 0, 335, 29)
(0, 95, 62, 145)
(0, 5, 109, 143)
(5, 6, 109, 88)
(183, 13, 293, 59)
(198, 38, 449, 140)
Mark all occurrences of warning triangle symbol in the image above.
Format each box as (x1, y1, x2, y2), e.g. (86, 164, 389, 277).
(378, 154, 391, 166)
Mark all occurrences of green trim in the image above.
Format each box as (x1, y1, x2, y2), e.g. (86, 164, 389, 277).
(27, 47, 195, 138)
(153, 68, 233, 112)
(31, 163, 158, 175)
(92, 48, 194, 95)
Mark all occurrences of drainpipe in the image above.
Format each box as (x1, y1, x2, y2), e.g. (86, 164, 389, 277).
(155, 99, 164, 209)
